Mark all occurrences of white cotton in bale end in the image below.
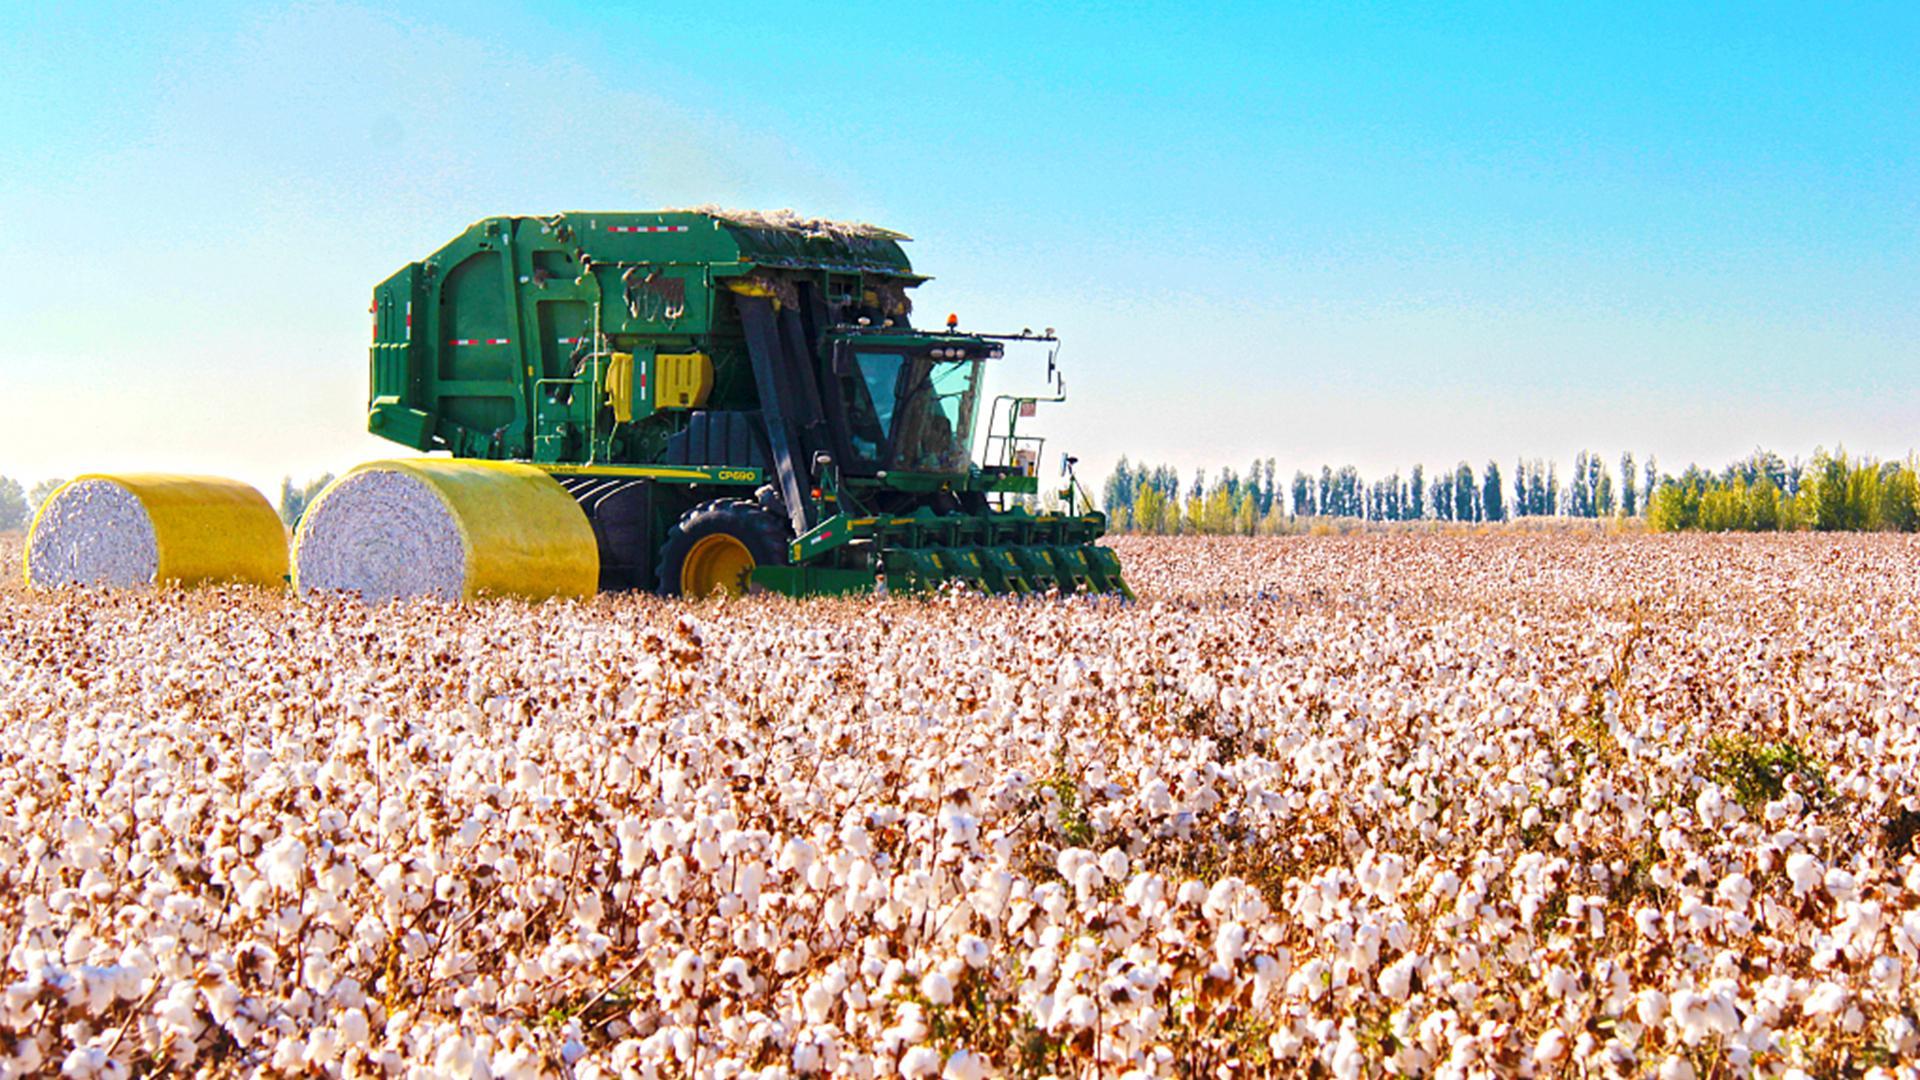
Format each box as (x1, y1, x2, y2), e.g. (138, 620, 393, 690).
(25, 480, 159, 588)
(293, 469, 467, 603)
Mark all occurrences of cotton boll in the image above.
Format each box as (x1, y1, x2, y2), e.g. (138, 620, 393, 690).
(60, 1046, 116, 1079)
(1657, 1056, 1697, 1080)
(1214, 923, 1248, 967)
(339, 1007, 369, 1048)
(1715, 873, 1753, 911)
(694, 836, 722, 872)
(941, 1049, 987, 1080)
(718, 956, 752, 994)
(1071, 863, 1102, 904)
(1823, 868, 1858, 903)
(1883, 1014, 1919, 1057)
(1786, 853, 1823, 896)
(780, 837, 817, 878)
(1636, 989, 1667, 1028)
(1532, 1026, 1567, 1065)
(803, 981, 837, 1025)
(899, 1045, 943, 1078)
(1203, 879, 1239, 922)
(1062, 994, 1097, 1031)
(1867, 955, 1901, 993)
(1803, 982, 1848, 1018)
(1378, 955, 1417, 1002)
(922, 973, 954, 1006)
(777, 942, 812, 975)
(260, 836, 308, 892)
(958, 936, 990, 970)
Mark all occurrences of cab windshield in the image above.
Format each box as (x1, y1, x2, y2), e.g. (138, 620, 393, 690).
(840, 349, 983, 472)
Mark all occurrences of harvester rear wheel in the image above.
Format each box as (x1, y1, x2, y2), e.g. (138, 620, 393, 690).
(658, 499, 789, 597)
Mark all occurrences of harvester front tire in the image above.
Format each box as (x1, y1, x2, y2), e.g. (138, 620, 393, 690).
(657, 499, 790, 598)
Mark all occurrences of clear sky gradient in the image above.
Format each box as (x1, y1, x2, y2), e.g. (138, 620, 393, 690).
(3, 2, 1916, 498)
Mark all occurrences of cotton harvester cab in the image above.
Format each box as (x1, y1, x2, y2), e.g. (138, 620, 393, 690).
(362, 209, 1128, 597)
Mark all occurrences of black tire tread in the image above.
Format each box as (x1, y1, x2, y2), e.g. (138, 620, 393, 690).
(656, 499, 791, 596)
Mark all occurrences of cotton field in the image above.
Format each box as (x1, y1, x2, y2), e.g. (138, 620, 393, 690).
(4, 534, 1920, 1079)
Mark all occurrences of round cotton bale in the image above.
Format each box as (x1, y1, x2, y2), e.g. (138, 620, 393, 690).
(293, 459, 598, 603)
(25, 474, 288, 590)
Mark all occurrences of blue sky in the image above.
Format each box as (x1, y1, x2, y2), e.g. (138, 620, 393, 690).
(3, 1, 1916, 496)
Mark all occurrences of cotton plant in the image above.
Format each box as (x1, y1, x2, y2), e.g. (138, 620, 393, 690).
(0, 533, 1916, 1076)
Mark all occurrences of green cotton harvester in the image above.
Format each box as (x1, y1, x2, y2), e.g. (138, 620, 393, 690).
(360, 209, 1128, 598)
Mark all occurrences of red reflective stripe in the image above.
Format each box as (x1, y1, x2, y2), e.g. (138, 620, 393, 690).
(446, 338, 511, 346)
(607, 225, 688, 233)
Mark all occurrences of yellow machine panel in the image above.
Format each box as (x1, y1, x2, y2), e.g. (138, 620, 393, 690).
(654, 352, 714, 410)
(606, 352, 636, 422)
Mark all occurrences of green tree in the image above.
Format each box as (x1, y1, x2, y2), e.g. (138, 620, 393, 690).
(1482, 460, 1505, 522)
(1647, 481, 1694, 531)
(1879, 460, 1920, 532)
(28, 478, 65, 514)
(0, 477, 26, 531)
(279, 472, 337, 527)
(1234, 491, 1258, 535)
(1808, 448, 1874, 531)
(1102, 455, 1136, 527)
(1453, 462, 1477, 522)
(1748, 475, 1781, 531)
(1133, 485, 1168, 534)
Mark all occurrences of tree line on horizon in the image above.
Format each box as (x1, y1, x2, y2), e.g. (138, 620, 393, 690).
(1101, 448, 1920, 534)
(5, 451, 1916, 537)
(0, 477, 68, 532)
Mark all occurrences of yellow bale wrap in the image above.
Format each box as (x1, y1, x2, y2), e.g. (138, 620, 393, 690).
(294, 459, 598, 601)
(25, 473, 288, 589)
